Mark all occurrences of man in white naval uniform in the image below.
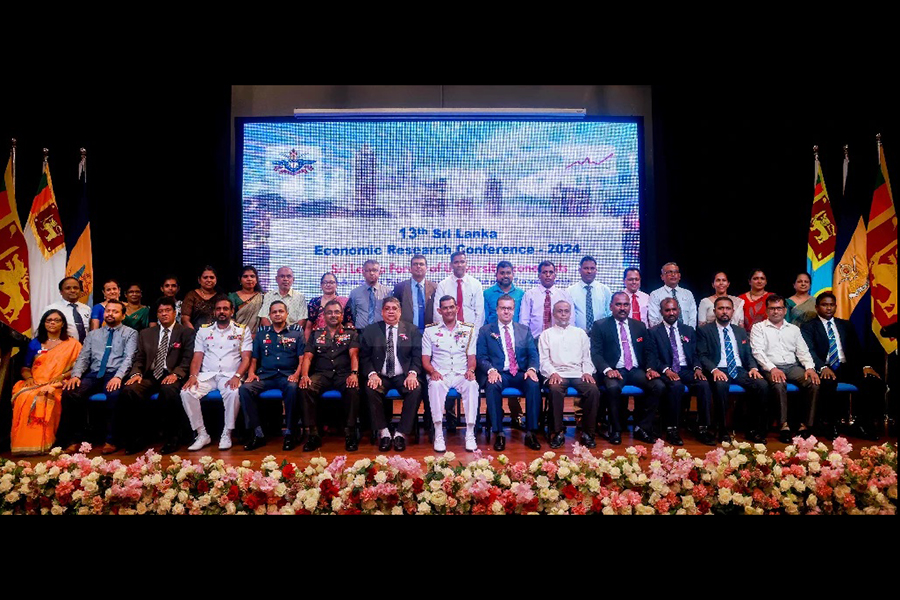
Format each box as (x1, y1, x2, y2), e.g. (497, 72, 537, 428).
(180, 297, 252, 450)
(422, 295, 480, 452)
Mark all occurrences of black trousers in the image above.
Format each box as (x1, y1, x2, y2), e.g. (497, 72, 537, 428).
(604, 368, 664, 433)
(57, 373, 122, 447)
(301, 371, 359, 431)
(119, 375, 186, 444)
(660, 369, 712, 428)
(365, 374, 422, 436)
(546, 378, 599, 434)
(707, 367, 768, 432)
(819, 367, 887, 428)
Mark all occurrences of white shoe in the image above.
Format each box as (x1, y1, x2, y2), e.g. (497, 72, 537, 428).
(433, 434, 446, 453)
(218, 431, 232, 450)
(188, 433, 211, 451)
(465, 433, 477, 452)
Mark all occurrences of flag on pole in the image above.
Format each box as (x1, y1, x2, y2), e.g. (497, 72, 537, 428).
(833, 145, 869, 319)
(24, 151, 67, 328)
(65, 148, 93, 306)
(867, 135, 897, 353)
(0, 140, 32, 336)
(807, 148, 837, 297)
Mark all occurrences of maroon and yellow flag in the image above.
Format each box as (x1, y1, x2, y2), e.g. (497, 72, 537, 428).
(867, 136, 897, 353)
(0, 149, 32, 336)
(808, 153, 837, 297)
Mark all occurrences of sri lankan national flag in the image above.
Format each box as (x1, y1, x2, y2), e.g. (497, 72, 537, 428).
(24, 159, 67, 329)
(868, 139, 897, 353)
(808, 157, 837, 297)
(65, 151, 93, 306)
(0, 153, 32, 336)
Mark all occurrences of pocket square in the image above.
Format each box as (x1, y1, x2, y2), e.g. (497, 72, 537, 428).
(172, 342, 181, 348)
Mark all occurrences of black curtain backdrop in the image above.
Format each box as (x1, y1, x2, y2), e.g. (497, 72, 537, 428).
(1, 83, 894, 319)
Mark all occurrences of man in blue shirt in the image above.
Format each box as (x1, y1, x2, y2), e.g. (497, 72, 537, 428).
(483, 261, 524, 325)
(57, 299, 138, 454)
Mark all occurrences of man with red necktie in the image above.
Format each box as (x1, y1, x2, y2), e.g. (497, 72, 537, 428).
(622, 267, 650, 326)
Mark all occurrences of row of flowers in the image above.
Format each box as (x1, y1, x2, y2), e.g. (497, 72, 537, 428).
(1, 436, 896, 515)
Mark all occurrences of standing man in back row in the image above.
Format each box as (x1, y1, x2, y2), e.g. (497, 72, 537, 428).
(568, 256, 612, 331)
(648, 262, 697, 328)
(350, 259, 393, 330)
(434, 251, 484, 329)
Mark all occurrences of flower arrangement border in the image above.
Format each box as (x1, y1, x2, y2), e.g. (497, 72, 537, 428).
(1, 437, 896, 515)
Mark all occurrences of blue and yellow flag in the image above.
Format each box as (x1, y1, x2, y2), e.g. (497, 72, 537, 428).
(807, 156, 836, 297)
(65, 149, 93, 306)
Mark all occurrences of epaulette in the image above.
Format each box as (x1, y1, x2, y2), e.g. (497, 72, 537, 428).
(258, 324, 273, 332)
(200, 323, 213, 328)
(233, 322, 246, 329)
(425, 322, 440, 328)
(460, 321, 474, 327)
(288, 324, 303, 331)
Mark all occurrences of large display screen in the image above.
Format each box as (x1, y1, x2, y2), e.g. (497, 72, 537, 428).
(240, 119, 641, 294)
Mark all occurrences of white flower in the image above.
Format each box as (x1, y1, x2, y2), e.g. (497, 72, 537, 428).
(602, 449, 614, 458)
(304, 496, 318, 511)
(391, 506, 403, 515)
(82, 482, 98, 494)
(0, 481, 10, 494)
(609, 467, 621, 479)
(602, 506, 615, 515)
(374, 471, 387, 484)
(401, 479, 413, 490)
(827, 453, 842, 464)
(491, 500, 504, 513)
(548, 489, 560, 502)
(717, 488, 732, 503)
(164, 488, 177, 500)
(72, 490, 84, 502)
(430, 491, 448, 506)
(151, 453, 162, 464)
(177, 490, 189, 503)
(48, 505, 64, 515)
(499, 475, 511, 487)
(626, 447, 637, 456)
(332, 497, 343, 512)
(721, 441, 730, 448)
(497, 454, 509, 465)
(423, 456, 435, 465)
(375, 455, 389, 466)
(353, 475, 366, 487)
(4, 492, 19, 503)
(112, 468, 127, 481)
(807, 452, 820, 463)
(58, 471, 72, 484)
(702, 473, 711, 482)
(90, 456, 103, 467)
(755, 454, 769, 466)
(558, 467, 571, 479)
(808, 462, 821, 474)
(441, 467, 453, 479)
(779, 479, 792, 491)
(36, 475, 48, 486)
(304, 466, 315, 477)
(806, 495, 818, 508)
(417, 502, 431, 514)
(33, 463, 47, 475)
(587, 477, 600, 492)
(158, 498, 172, 512)
(175, 470, 187, 482)
(429, 480, 442, 491)
(539, 488, 551, 500)
(226, 502, 236, 515)
(48, 466, 60, 478)
(535, 475, 550, 489)
(650, 460, 662, 470)
(274, 483, 287, 497)
(443, 451, 456, 462)
(77, 507, 91, 515)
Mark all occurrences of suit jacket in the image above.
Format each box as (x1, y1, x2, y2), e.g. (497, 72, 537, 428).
(590, 317, 652, 374)
(393, 279, 437, 327)
(696, 322, 758, 373)
(358, 320, 423, 378)
(647, 322, 702, 373)
(800, 317, 866, 375)
(475, 320, 539, 384)
(130, 323, 195, 380)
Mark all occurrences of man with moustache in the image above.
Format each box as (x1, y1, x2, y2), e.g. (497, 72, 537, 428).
(392, 254, 437, 335)
(695, 296, 769, 443)
(568, 256, 612, 331)
(258, 266, 308, 328)
(590, 292, 665, 445)
(519, 260, 573, 339)
(349, 259, 393, 330)
(180, 297, 253, 451)
(648, 262, 698, 328)
(44, 276, 91, 343)
(622, 267, 650, 326)
(359, 297, 423, 452)
(484, 261, 524, 325)
(433, 252, 485, 329)
(57, 299, 138, 454)
(121, 297, 195, 454)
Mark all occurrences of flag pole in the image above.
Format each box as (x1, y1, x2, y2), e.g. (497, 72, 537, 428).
(813, 145, 819, 187)
(79, 147, 86, 180)
(842, 144, 849, 196)
(10, 138, 15, 190)
(42, 147, 49, 170)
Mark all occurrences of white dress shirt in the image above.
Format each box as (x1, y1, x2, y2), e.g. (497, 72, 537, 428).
(648, 285, 698, 328)
(622, 290, 650, 326)
(380, 324, 403, 377)
(434, 274, 485, 329)
(538, 324, 594, 379)
(661, 322, 687, 371)
(750, 319, 814, 371)
(716, 322, 744, 369)
(498, 322, 516, 372)
(818, 316, 846, 363)
(422, 321, 476, 374)
(194, 321, 253, 380)
(568, 281, 612, 329)
(44, 300, 91, 341)
(519, 285, 574, 338)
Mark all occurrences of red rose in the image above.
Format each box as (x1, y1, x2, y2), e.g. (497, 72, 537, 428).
(601, 473, 613, 486)
(591, 496, 604, 514)
(297, 508, 312, 515)
(282, 464, 295, 478)
(698, 500, 711, 515)
(688, 469, 699, 483)
(40, 496, 53, 509)
(227, 485, 240, 502)
(412, 478, 425, 494)
(197, 480, 209, 494)
(523, 498, 540, 513)
(562, 484, 578, 500)
(245, 495, 260, 510)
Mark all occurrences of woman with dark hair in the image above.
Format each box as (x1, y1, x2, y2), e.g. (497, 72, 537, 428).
(181, 265, 219, 329)
(785, 272, 816, 326)
(697, 271, 745, 327)
(89, 278, 121, 330)
(150, 275, 182, 326)
(123, 282, 150, 331)
(304, 272, 353, 341)
(10, 310, 83, 454)
(228, 265, 264, 332)
(738, 269, 772, 333)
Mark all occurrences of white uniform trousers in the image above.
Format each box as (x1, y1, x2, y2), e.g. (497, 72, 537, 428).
(428, 373, 480, 425)
(180, 374, 241, 432)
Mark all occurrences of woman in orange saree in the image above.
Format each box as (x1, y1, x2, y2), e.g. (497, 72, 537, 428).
(10, 310, 83, 455)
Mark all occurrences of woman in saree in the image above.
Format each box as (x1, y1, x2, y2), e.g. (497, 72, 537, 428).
(10, 310, 83, 455)
(228, 265, 264, 333)
(304, 272, 354, 341)
(738, 269, 772, 333)
(123, 283, 150, 331)
(181, 265, 220, 329)
(697, 271, 745, 328)
(785, 272, 817, 326)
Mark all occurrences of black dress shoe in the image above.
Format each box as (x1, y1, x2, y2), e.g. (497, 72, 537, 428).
(446, 414, 458, 432)
(244, 435, 266, 451)
(580, 432, 597, 449)
(124, 445, 143, 456)
(393, 436, 406, 452)
(798, 427, 813, 439)
(820, 425, 839, 441)
(665, 428, 684, 447)
(512, 415, 526, 431)
(746, 430, 767, 444)
(345, 432, 359, 452)
(778, 429, 793, 444)
(493, 434, 506, 452)
(549, 431, 565, 449)
(698, 428, 717, 446)
(302, 434, 322, 452)
(378, 436, 392, 452)
(719, 430, 733, 443)
(524, 432, 541, 451)
(608, 431, 622, 445)
(633, 427, 657, 444)
(282, 434, 296, 452)
(160, 439, 180, 455)
(854, 424, 880, 441)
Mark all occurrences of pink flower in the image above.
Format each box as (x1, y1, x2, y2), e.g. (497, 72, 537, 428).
(327, 456, 347, 478)
(832, 437, 852, 456)
(78, 442, 92, 454)
(512, 482, 535, 504)
(542, 462, 558, 478)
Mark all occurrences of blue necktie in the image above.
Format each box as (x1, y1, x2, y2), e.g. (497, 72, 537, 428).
(722, 326, 738, 379)
(826, 321, 840, 371)
(585, 285, 594, 329)
(672, 288, 684, 324)
(97, 328, 115, 378)
(368, 287, 376, 326)
(69, 303, 86, 343)
(416, 283, 426, 333)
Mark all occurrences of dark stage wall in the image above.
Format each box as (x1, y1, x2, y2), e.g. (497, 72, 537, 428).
(1, 83, 895, 312)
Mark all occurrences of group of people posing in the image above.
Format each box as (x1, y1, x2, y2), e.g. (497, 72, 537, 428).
(8, 252, 887, 457)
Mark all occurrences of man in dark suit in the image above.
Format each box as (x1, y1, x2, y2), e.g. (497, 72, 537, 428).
(590, 292, 665, 445)
(359, 296, 423, 452)
(647, 297, 714, 446)
(392, 254, 437, 334)
(121, 297, 195, 454)
(800, 291, 885, 440)
(476, 294, 542, 451)
(695, 296, 768, 443)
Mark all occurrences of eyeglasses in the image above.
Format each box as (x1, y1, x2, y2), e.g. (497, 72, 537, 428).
(767, 306, 786, 311)
(44, 318, 64, 323)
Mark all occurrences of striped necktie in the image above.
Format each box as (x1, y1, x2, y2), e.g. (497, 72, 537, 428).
(826, 321, 840, 371)
(722, 326, 738, 379)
